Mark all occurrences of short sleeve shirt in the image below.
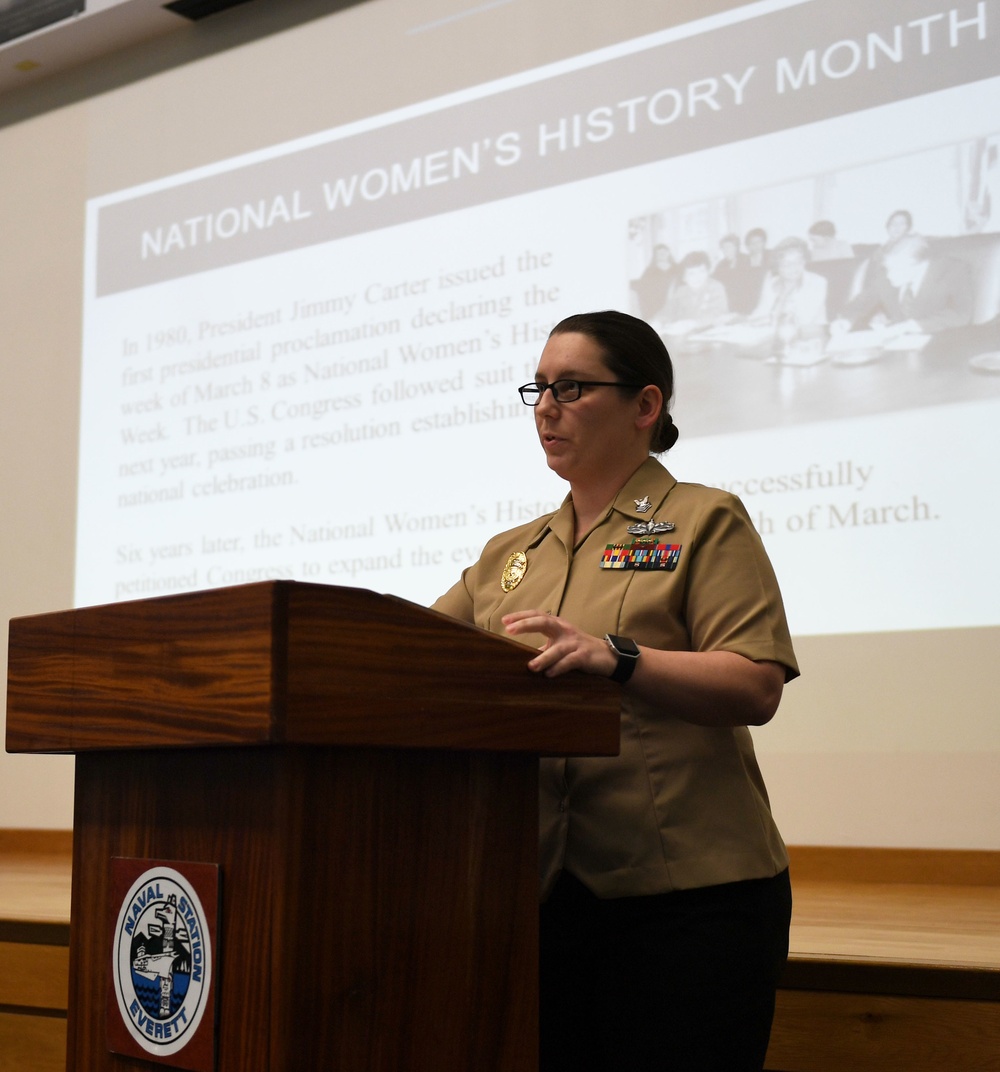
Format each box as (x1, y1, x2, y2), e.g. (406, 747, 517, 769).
(432, 457, 799, 898)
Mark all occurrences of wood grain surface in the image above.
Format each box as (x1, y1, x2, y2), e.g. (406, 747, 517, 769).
(6, 585, 277, 752)
(66, 745, 538, 1071)
(0, 1011, 66, 1072)
(6, 580, 620, 756)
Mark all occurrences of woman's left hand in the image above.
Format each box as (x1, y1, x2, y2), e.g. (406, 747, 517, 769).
(503, 608, 787, 726)
(502, 609, 616, 678)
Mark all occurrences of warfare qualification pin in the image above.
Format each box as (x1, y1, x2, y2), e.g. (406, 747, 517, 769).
(627, 519, 676, 535)
(501, 551, 528, 592)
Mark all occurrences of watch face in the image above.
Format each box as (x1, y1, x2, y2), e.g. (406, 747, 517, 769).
(608, 635, 639, 657)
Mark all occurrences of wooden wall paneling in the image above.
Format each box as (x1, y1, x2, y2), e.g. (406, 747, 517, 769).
(0, 942, 69, 1009)
(0, 1011, 67, 1072)
(0, 830, 72, 1072)
(767, 989, 1000, 1072)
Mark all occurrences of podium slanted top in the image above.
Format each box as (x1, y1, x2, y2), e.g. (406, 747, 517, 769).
(6, 580, 620, 757)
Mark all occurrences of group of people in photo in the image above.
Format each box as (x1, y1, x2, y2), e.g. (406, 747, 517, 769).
(629, 209, 981, 349)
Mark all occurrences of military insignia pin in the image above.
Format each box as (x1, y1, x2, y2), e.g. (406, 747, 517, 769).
(634, 495, 652, 513)
(626, 519, 676, 535)
(501, 551, 528, 592)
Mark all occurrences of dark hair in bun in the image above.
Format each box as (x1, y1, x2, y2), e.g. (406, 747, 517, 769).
(548, 310, 679, 453)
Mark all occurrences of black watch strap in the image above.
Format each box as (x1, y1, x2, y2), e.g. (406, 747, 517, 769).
(604, 634, 640, 684)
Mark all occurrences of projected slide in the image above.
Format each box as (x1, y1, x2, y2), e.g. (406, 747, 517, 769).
(78, 0, 1000, 635)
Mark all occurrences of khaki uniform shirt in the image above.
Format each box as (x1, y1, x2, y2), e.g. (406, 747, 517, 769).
(433, 457, 799, 899)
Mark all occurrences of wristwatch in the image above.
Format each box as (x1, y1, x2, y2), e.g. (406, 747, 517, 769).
(604, 634, 640, 684)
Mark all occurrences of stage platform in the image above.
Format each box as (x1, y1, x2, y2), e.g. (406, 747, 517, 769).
(770, 846, 1000, 1072)
(2, 834, 998, 1071)
(0, 831, 71, 1072)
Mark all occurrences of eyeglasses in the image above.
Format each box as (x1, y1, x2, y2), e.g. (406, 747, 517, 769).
(517, 379, 643, 406)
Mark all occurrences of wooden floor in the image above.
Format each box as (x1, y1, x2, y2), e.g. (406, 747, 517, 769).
(2, 835, 999, 1071)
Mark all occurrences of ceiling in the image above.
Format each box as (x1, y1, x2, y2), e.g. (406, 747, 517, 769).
(0, 0, 212, 98)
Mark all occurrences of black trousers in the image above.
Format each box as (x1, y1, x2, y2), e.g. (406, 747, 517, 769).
(539, 868, 792, 1072)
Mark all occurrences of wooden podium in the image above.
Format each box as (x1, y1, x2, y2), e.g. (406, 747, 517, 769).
(6, 581, 619, 1072)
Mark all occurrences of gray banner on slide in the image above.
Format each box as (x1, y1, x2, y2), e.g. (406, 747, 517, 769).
(94, 0, 998, 297)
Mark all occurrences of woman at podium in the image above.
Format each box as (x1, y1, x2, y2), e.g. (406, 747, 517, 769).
(433, 310, 798, 1072)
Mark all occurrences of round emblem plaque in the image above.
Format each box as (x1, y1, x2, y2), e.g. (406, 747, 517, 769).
(112, 866, 212, 1057)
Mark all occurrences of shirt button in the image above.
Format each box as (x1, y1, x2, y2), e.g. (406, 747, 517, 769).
(558, 799, 568, 812)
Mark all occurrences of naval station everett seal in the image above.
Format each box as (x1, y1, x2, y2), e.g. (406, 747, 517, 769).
(112, 865, 212, 1059)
